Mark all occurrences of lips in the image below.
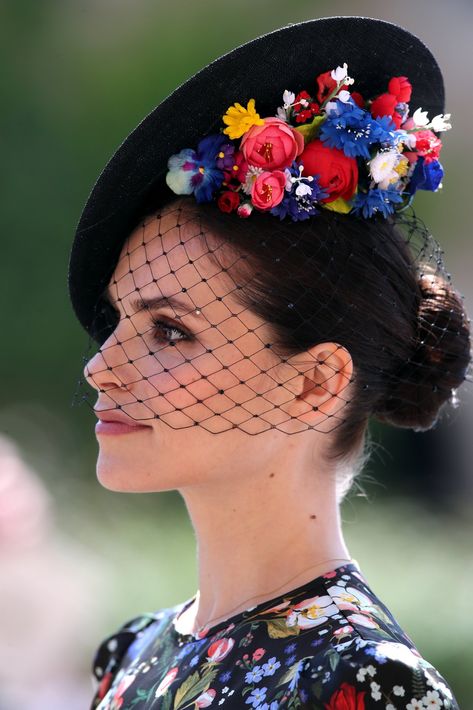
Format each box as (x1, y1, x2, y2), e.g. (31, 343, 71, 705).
(94, 408, 152, 435)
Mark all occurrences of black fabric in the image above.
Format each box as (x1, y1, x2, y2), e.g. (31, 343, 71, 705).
(68, 15, 445, 337)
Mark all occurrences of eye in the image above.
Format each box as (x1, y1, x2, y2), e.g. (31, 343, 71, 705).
(151, 317, 192, 346)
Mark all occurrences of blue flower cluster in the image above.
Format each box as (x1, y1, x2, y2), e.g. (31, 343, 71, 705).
(351, 187, 404, 218)
(319, 98, 400, 159)
(270, 162, 329, 221)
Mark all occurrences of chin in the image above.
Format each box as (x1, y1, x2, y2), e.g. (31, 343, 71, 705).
(94, 451, 174, 493)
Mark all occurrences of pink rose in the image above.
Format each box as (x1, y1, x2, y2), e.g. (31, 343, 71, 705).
(252, 648, 266, 661)
(251, 170, 286, 210)
(196, 689, 216, 707)
(155, 667, 179, 698)
(241, 117, 304, 170)
(237, 201, 253, 218)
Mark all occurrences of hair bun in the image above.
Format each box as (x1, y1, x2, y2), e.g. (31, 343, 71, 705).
(374, 273, 472, 431)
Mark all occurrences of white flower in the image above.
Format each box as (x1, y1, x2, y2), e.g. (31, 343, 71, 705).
(412, 106, 430, 127)
(324, 100, 340, 116)
(370, 681, 382, 701)
(276, 106, 289, 121)
(431, 112, 452, 131)
(393, 685, 405, 696)
(386, 704, 396, 710)
(242, 165, 264, 194)
(366, 665, 377, 677)
(331, 62, 354, 85)
(406, 700, 424, 710)
(331, 62, 348, 82)
(338, 89, 352, 103)
(283, 89, 295, 107)
(295, 182, 312, 197)
(422, 689, 443, 708)
(368, 149, 401, 189)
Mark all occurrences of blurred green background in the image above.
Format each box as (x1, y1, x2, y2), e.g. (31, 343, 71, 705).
(1, 1, 472, 707)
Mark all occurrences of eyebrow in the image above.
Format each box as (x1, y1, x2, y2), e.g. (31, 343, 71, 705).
(103, 290, 202, 320)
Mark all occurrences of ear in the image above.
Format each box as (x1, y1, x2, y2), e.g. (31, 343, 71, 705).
(283, 342, 354, 430)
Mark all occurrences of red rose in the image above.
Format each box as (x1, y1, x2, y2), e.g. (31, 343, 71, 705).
(388, 76, 412, 103)
(241, 117, 304, 171)
(324, 682, 366, 710)
(315, 70, 349, 104)
(414, 129, 443, 163)
(299, 140, 358, 203)
(370, 92, 403, 128)
(217, 190, 240, 213)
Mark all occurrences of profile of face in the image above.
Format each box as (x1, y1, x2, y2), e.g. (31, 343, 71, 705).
(84, 197, 353, 493)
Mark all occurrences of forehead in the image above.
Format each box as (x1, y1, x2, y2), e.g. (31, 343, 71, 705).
(107, 202, 248, 322)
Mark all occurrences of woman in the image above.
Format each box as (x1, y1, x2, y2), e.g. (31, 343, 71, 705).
(69, 16, 470, 709)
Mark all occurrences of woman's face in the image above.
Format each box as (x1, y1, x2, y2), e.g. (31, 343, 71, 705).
(83, 199, 315, 492)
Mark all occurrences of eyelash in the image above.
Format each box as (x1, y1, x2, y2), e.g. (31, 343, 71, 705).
(151, 317, 191, 345)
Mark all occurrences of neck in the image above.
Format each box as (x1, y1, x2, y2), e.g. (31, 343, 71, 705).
(177, 450, 352, 636)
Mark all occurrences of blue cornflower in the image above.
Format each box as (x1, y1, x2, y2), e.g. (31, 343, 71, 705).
(350, 187, 404, 218)
(261, 657, 281, 676)
(270, 161, 329, 222)
(245, 666, 264, 684)
(285, 653, 297, 666)
(406, 156, 444, 195)
(284, 642, 297, 655)
(320, 98, 398, 159)
(245, 687, 268, 707)
(166, 133, 231, 203)
(259, 703, 279, 710)
(219, 670, 233, 683)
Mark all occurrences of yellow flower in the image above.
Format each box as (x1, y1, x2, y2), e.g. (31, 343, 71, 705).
(222, 98, 264, 140)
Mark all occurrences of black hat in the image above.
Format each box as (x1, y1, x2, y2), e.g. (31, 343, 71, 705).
(68, 15, 445, 338)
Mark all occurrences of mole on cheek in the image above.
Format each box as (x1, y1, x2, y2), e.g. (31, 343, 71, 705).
(269, 472, 275, 478)
(310, 514, 317, 519)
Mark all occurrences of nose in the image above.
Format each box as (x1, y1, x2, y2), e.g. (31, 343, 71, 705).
(83, 332, 132, 393)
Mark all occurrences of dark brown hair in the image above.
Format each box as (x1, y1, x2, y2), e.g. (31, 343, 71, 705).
(153, 198, 472, 467)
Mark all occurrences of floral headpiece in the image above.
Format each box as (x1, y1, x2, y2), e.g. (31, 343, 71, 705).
(165, 63, 451, 221)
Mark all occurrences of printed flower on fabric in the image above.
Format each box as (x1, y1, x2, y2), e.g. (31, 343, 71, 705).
(166, 134, 232, 203)
(286, 593, 340, 629)
(108, 673, 136, 709)
(324, 681, 367, 710)
(325, 583, 383, 629)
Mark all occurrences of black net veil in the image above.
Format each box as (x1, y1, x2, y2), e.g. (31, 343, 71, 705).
(72, 194, 473, 441)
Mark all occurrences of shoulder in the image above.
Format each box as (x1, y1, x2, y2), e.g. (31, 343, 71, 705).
(90, 609, 173, 709)
(298, 638, 459, 709)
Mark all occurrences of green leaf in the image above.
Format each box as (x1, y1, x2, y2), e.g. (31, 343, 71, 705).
(266, 618, 300, 639)
(173, 667, 219, 709)
(294, 115, 326, 144)
(322, 197, 353, 214)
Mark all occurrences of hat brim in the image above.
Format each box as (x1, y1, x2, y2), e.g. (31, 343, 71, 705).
(68, 14, 445, 337)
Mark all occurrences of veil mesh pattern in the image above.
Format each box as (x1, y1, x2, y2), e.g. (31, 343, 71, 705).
(72, 198, 473, 436)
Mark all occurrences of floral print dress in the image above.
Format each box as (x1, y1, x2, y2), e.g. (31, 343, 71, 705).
(90, 560, 459, 709)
